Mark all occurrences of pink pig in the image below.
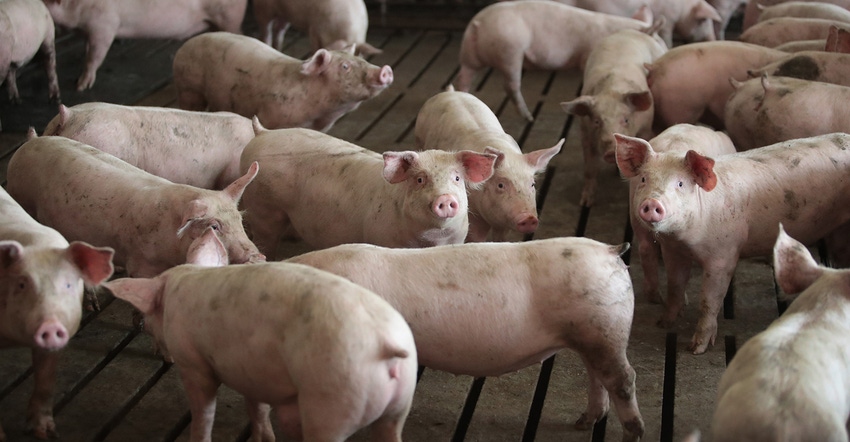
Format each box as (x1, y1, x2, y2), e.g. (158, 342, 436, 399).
(239, 124, 497, 258)
(757, 1, 850, 24)
(615, 132, 850, 354)
(1, 186, 114, 440)
(43, 0, 247, 90)
(105, 255, 416, 442)
(43, 102, 255, 190)
(742, 0, 850, 30)
(5, 134, 264, 278)
(740, 17, 849, 48)
(288, 237, 644, 441)
(173, 32, 393, 132)
(454, 0, 657, 122)
(414, 86, 563, 241)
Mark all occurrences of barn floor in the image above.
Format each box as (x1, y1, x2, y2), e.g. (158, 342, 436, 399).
(0, 4, 793, 442)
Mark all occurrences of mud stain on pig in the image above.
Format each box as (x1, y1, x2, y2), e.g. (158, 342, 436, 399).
(560, 248, 573, 259)
(784, 190, 801, 221)
(830, 134, 849, 150)
(775, 56, 820, 81)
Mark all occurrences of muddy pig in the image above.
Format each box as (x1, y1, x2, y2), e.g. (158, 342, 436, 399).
(712, 225, 850, 442)
(105, 256, 416, 442)
(253, 0, 381, 55)
(43, 103, 255, 190)
(240, 124, 496, 258)
(5, 134, 264, 278)
(1, 186, 114, 440)
(288, 237, 644, 441)
(747, 49, 850, 88)
(173, 32, 393, 132)
(414, 86, 563, 241)
(455, 0, 657, 122)
(561, 29, 667, 207)
(615, 132, 850, 354)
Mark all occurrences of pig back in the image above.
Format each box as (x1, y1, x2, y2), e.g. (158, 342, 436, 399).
(415, 90, 519, 154)
(0, 186, 68, 250)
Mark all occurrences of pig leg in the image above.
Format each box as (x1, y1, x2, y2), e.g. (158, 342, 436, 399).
(634, 222, 663, 304)
(574, 359, 610, 430)
(296, 394, 359, 441)
(582, 352, 644, 442)
(657, 243, 694, 328)
(245, 401, 274, 442)
(41, 25, 60, 102)
(78, 27, 118, 90)
(454, 65, 478, 92)
(500, 65, 533, 122)
(690, 259, 737, 354)
(275, 401, 303, 440)
(179, 368, 219, 442)
(579, 120, 599, 207)
(26, 349, 59, 439)
(4, 66, 20, 104)
(369, 413, 406, 442)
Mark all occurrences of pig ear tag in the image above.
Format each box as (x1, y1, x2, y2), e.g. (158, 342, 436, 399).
(685, 150, 717, 191)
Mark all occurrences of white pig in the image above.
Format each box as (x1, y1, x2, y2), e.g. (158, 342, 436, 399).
(43, 103, 255, 190)
(105, 258, 416, 442)
(43, 0, 247, 91)
(414, 86, 563, 241)
(561, 29, 667, 207)
(725, 75, 850, 150)
(287, 237, 645, 442)
(240, 125, 497, 258)
(627, 124, 736, 304)
(173, 32, 393, 132)
(615, 132, 850, 354)
(253, 0, 381, 55)
(0, 0, 59, 117)
(1, 186, 114, 440)
(454, 0, 657, 122)
(758, 1, 850, 24)
(742, 0, 850, 29)
(646, 41, 786, 131)
(5, 134, 264, 278)
(740, 17, 848, 47)
(712, 225, 850, 442)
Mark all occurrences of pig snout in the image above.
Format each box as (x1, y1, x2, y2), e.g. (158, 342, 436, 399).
(638, 198, 666, 224)
(516, 214, 539, 233)
(374, 66, 393, 88)
(432, 195, 460, 219)
(247, 252, 267, 264)
(34, 319, 70, 351)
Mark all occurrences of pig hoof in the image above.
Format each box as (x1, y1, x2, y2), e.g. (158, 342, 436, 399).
(27, 417, 56, 440)
(688, 339, 709, 355)
(574, 413, 596, 430)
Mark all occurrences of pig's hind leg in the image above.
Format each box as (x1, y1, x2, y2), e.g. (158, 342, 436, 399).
(41, 25, 60, 102)
(500, 64, 533, 122)
(245, 401, 275, 442)
(581, 351, 644, 442)
(4, 65, 20, 104)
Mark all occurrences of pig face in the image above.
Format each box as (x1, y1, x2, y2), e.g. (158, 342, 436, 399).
(676, 1, 721, 42)
(301, 48, 394, 103)
(563, 92, 653, 162)
(615, 134, 717, 234)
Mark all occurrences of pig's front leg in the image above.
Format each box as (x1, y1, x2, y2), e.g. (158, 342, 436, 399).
(657, 242, 694, 328)
(634, 222, 662, 304)
(690, 258, 738, 354)
(5, 67, 21, 104)
(179, 368, 220, 442)
(26, 349, 59, 439)
(245, 401, 274, 442)
(78, 25, 118, 90)
(40, 37, 60, 102)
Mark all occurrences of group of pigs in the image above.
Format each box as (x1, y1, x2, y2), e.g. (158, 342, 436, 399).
(4, 0, 850, 440)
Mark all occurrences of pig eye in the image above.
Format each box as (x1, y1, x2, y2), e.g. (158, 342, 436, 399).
(210, 222, 221, 232)
(498, 183, 505, 189)
(342, 63, 350, 71)
(641, 177, 645, 183)
(417, 177, 424, 184)
(455, 175, 460, 182)
(678, 181, 684, 188)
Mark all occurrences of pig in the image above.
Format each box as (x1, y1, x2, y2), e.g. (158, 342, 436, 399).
(561, 29, 667, 207)
(774, 38, 829, 51)
(42, 102, 255, 190)
(712, 225, 850, 442)
(725, 75, 850, 151)
(1, 186, 114, 440)
(746, 50, 850, 87)
(645, 41, 786, 131)
(615, 132, 850, 354)
(105, 257, 417, 442)
(757, 1, 850, 24)
(287, 237, 645, 441)
(173, 32, 392, 132)
(253, 0, 381, 55)
(5, 134, 264, 279)
(240, 125, 497, 258)
(707, 0, 748, 40)
(742, 0, 850, 30)
(42, 0, 247, 90)
(0, 0, 59, 118)
(413, 86, 563, 241)
(740, 17, 849, 47)
(454, 0, 658, 122)
(628, 124, 736, 305)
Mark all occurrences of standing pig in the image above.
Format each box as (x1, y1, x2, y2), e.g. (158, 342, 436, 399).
(173, 32, 393, 132)
(240, 125, 496, 258)
(105, 260, 416, 442)
(626, 124, 736, 304)
(5, 135, 264, 278)
(725, 75, 850, 150)
(43, 103, 255, 190)
(740, 17, 848, 47)
(288, 237, 644, 441)
(414, 87, 563, 241)
(1, 186, 114, 440)
(561, 29, 667, 207)
(646, 41, 786, 131)
(253, 0, 381, 55)
(615, 132, 850, 354)
(742, 0, 850, 30)
(712, 226, 850, 442)
(454, 0, 658, 122)
(43, 0, 247, 90)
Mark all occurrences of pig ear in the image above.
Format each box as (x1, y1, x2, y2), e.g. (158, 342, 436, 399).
(693, 1, 722, 22)
(223, 161, 259, 202)
(251, 116, 267, 136)
(301, 49, 332, 76)
(186, 227, 228, 267)
(457, 151, 497, 184)
(484, 147, 506, 169)
(626, 91, 652, 112)
(773, 224, 823, 295)
(614, 133, 654, 178)
(179, 200, 209, 237)
(67, 242, 115, 286)
(382, 151, 419, 184)
(685, 150, 717, 191)
(560, 96, 595, 117)
(0, 241, 24, 273)
(825, 25, 850, 53)
(27, 127, 38, 140)
(104, 277, 165, 316)
(525, 139, 564, 172)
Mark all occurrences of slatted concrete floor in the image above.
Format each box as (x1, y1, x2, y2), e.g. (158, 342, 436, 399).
(0, 18, 789, 442)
